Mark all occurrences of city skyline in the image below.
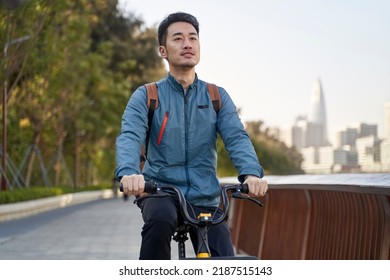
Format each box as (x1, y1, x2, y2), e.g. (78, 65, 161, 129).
(288, 79, 387, 146)
(119, 0, 390, 141)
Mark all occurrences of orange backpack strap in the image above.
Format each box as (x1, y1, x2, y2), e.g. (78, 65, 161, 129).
(206, 83, 222, 114)
(145, 82, 158, 110)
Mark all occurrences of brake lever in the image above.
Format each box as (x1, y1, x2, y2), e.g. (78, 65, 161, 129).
(132, 187, 170, 204)
(232, 190, 264, 207)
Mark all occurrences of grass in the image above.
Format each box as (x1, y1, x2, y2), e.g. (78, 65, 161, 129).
(0, 184, 112, 204)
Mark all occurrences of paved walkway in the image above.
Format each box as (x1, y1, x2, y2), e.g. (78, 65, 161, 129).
(0, 196, 194, 259)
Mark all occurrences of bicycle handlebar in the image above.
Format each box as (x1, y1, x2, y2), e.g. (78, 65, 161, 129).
(120, 180, 262, 227)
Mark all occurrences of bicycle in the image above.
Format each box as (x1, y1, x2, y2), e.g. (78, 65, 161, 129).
(121, 180, 263, 259)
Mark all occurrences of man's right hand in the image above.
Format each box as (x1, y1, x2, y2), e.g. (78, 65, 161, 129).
(120, 174, 145, 196)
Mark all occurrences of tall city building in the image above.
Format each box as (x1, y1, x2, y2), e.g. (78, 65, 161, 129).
(336, 128, 358, 147)
(385, 102, 390, 139)
(291, 115, 307, 150)
(306, 78, 328, 147)
(357, 123, 378, 138)
(356, 135, 381, 171)
(291, 78, 329, 150)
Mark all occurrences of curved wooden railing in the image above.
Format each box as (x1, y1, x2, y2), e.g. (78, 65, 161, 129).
(221, 174, 390, 260)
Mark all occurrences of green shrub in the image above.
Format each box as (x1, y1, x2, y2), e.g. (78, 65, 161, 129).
(0, 184, 111, 204)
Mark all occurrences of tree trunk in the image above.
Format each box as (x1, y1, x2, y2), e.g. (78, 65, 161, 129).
(54, 122, 66, 186)
(25, 133, 41, 188)
(73, 127, 80, 188)
(53, 139, 64, 186)
(54, 90, 67, 186)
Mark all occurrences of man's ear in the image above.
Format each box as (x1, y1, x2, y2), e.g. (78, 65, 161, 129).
(159, 46, 167, 59)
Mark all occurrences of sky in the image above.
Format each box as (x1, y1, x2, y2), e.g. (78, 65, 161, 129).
(118, 0, 390, 143)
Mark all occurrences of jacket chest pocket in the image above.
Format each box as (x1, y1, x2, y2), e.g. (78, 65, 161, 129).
(152, 110, 183, 152)
(157, 111, 169, 145)
(196, 105, 217, 130)
(192, 106, 218, 147)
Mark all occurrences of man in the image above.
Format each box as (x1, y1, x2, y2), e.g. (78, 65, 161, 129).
(115, 12, 268, 259)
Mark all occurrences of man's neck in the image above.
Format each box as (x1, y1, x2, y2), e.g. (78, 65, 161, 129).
(169, 67, 196, 90)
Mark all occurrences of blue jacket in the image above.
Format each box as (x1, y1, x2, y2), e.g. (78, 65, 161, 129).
(115, 73, 264, 207)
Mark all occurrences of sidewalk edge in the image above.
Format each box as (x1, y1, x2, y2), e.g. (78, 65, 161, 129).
(0, 190, 114, 223)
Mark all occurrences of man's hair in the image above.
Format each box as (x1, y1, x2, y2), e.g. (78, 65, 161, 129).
(158, 12, 199, 46)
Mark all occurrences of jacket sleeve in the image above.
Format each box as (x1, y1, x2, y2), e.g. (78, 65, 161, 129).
(114, 86, 149, 180)
(216, 87, 265, 182)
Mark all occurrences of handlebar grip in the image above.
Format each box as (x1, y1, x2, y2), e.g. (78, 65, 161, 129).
(241, 183, 249, 194)
(144, 181, 157, 193)
(119, 180, 158, 193)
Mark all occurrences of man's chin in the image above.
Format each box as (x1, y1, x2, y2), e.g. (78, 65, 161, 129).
(180, 62, 198, 69)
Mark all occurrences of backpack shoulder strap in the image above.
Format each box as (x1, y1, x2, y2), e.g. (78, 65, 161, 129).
(206, 83, 222, 114)
(141, 83, 158, 165)
(145, 82, 158, 110)
(145, 82, 158, 128)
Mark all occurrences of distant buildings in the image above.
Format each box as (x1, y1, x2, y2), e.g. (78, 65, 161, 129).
(277, 80, 390, 174)
(386, 102, 390, 139)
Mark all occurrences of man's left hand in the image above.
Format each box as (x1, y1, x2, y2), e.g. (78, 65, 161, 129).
(244, 175, 268, 197)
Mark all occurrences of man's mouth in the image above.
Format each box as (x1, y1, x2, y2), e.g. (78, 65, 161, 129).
(181, 51, 195, 57)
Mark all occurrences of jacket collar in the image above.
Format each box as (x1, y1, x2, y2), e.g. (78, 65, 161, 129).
(167, 72, 199, 92)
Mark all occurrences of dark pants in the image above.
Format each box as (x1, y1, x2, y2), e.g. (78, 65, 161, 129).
(137, 196, 235, 260)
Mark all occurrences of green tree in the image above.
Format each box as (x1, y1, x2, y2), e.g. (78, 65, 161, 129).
(1, 0, 166, 188)
(1, 0, 58, 187)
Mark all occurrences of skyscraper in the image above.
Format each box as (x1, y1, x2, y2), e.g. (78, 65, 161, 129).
(385, 102, 390, 139)
(306, 78, 328, 147)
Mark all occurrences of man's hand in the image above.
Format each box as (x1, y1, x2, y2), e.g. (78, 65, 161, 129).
(120, 174, 145, 196)
(244, 175, 268, 197)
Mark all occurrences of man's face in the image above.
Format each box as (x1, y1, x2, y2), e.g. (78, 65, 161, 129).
(159, 22, 200, 69)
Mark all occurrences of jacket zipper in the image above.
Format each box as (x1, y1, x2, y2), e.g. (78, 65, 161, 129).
(157, 112, 169, 145)
(184, 94, 191, 198)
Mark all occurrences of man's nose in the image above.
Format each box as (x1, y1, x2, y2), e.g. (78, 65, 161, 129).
(183, 38, 192, 48)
